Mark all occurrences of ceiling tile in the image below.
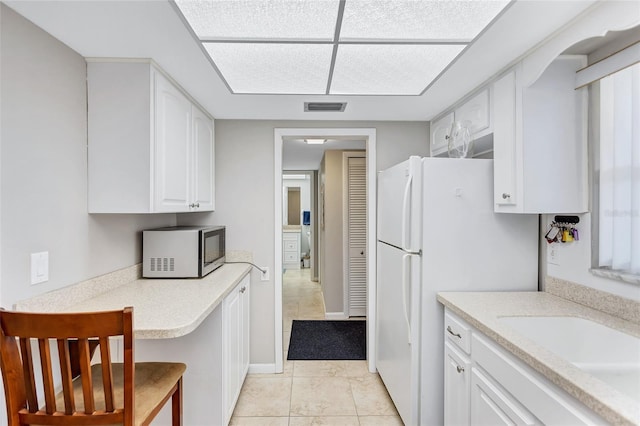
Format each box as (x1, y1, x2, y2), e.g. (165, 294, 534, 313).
(330, 44, 465, 95)
(176, 0, 340, 40)
(204, 43, 333, 94)
(340, 0, 510, 41)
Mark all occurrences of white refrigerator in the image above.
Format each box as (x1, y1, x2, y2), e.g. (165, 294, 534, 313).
(376, 157, 539, 426)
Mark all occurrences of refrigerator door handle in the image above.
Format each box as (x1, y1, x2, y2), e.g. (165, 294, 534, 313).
(401, 174, 413, 252)
(402, 253, 412, 345)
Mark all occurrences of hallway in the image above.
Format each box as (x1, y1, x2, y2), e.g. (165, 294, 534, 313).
(230, 269, 402, 425)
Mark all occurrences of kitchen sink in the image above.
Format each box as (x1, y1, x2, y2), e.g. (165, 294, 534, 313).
(498, 316, 640, 400)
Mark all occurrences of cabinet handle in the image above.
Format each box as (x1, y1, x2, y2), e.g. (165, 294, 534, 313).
(502, 193, 511, 199)
(240, 286, 246, 293)
(456, 365, 465, 374)
(189, 203, 201, 209)
(447, 326, 462, 339)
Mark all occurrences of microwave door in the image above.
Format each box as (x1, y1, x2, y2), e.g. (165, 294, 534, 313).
(201, 228, 225, 275)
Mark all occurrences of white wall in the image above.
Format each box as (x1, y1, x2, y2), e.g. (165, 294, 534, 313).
(543, 214, 640, 300)
(0, 4, 176, 308)
(178, 119, 429, 366)
(0, 5, 177, 420)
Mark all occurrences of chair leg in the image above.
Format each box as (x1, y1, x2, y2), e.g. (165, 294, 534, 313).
(171, 377, 183, 426)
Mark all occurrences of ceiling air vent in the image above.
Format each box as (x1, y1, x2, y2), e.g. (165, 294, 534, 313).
(304, 102, 347, 112)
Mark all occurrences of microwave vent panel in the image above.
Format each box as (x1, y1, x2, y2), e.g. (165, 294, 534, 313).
(149, 257, 175, 272)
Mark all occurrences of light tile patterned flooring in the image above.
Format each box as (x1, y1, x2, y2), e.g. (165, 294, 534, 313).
(230, 268, 402, 426)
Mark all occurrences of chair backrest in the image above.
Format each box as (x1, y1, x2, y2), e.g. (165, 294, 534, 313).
(0, 307, 135, 425)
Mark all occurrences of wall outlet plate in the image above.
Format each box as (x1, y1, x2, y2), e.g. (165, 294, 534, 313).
(30, 251, 49, 285)
(547, 246, 559, 265)
(260, 266, 270, 281)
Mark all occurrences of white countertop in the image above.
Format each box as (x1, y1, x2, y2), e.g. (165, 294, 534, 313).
(437, 291, 640, 426)
(15, 263, 251, 340)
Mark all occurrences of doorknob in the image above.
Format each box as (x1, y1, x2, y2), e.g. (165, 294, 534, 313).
(360, 251, 364, 256)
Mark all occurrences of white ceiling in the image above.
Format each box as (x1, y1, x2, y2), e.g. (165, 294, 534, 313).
(5, 0, 597, 121)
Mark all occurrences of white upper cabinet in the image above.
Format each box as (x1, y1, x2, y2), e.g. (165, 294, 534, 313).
(455, 89, 491, 136)
(154, 72, 192, 213)
(492, 56, 588, 214)
(430, 88, 491, 157)
(192, 105, 215, 211)
(88, 60, 214, 213)
(430, 112, 455, 157)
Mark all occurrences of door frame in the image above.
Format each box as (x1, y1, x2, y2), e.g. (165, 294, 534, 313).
(342, 151, 367, 318)
(274, 128, 377, 374)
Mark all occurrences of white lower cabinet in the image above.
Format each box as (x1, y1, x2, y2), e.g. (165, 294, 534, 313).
(283, 232, 301, 270)
(133, 273, 250, 426)
(470, 368, 538, 425)
(223, 274, 251, 425)
(444, 342, 471, 426)
(443, 309, 604, 426)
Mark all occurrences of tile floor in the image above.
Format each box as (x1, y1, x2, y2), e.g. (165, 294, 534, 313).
(230, 268, 403, 426)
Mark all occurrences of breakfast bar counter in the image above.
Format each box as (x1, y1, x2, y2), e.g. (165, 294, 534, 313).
(14, 262, 253, 425)
(15, 263, 251, 339)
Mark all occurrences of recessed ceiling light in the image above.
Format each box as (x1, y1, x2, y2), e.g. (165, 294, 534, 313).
(305, 139, 327, 145)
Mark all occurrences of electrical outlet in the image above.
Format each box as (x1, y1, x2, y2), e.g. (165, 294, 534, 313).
(30, 251, 49, 285)
(547, 246, 559, 265)
(260, 267, 270, 281)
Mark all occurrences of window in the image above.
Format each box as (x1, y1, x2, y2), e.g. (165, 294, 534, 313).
(595, 62, 639, 278)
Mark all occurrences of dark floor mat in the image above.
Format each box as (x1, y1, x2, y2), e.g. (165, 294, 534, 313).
(287, 320, 366, 360)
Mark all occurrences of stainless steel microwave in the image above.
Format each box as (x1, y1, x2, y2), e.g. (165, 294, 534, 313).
(142, 226, 225, 278)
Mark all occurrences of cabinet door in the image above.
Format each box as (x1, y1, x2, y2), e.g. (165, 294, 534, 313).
(470, 368, 539, 426)
(492, 70, 518, 208)
(444, 342, 471, 426)
(431, 112, 454, 156)
(192, 105, 215, 211)
(240, 276, 250, 380)
(154, 72, 192, 212)
(455, 89, 490, 136)
(223, 283, 242, 424)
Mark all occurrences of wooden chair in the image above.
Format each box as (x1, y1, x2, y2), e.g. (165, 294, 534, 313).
(0, 307, 185, 425)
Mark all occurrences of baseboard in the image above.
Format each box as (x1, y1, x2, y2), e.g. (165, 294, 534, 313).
(248, 363, 277, 374)
(324, 312, 347, 320)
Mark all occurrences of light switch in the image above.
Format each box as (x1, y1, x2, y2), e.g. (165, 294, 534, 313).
(30, 252, 49, 285)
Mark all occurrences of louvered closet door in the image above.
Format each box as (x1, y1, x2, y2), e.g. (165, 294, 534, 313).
(348, 156, 367, 317)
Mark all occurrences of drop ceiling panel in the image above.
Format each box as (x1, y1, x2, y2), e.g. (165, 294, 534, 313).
(331, 44, 465, 95)
(204, 43, 333, 94)
(175, 0, 340, 41)
(340, 0, 510, 41)
(176, 0, 513, 95)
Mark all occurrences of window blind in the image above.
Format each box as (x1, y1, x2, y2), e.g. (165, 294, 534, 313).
(598, 62, 640, 274)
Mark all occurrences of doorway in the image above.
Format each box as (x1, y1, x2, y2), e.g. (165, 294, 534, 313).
(274, 128, 377, 374)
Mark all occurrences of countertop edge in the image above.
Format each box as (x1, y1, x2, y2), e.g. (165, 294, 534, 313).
(133, 265, 251, 339)
(437, 292, 640, 426)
